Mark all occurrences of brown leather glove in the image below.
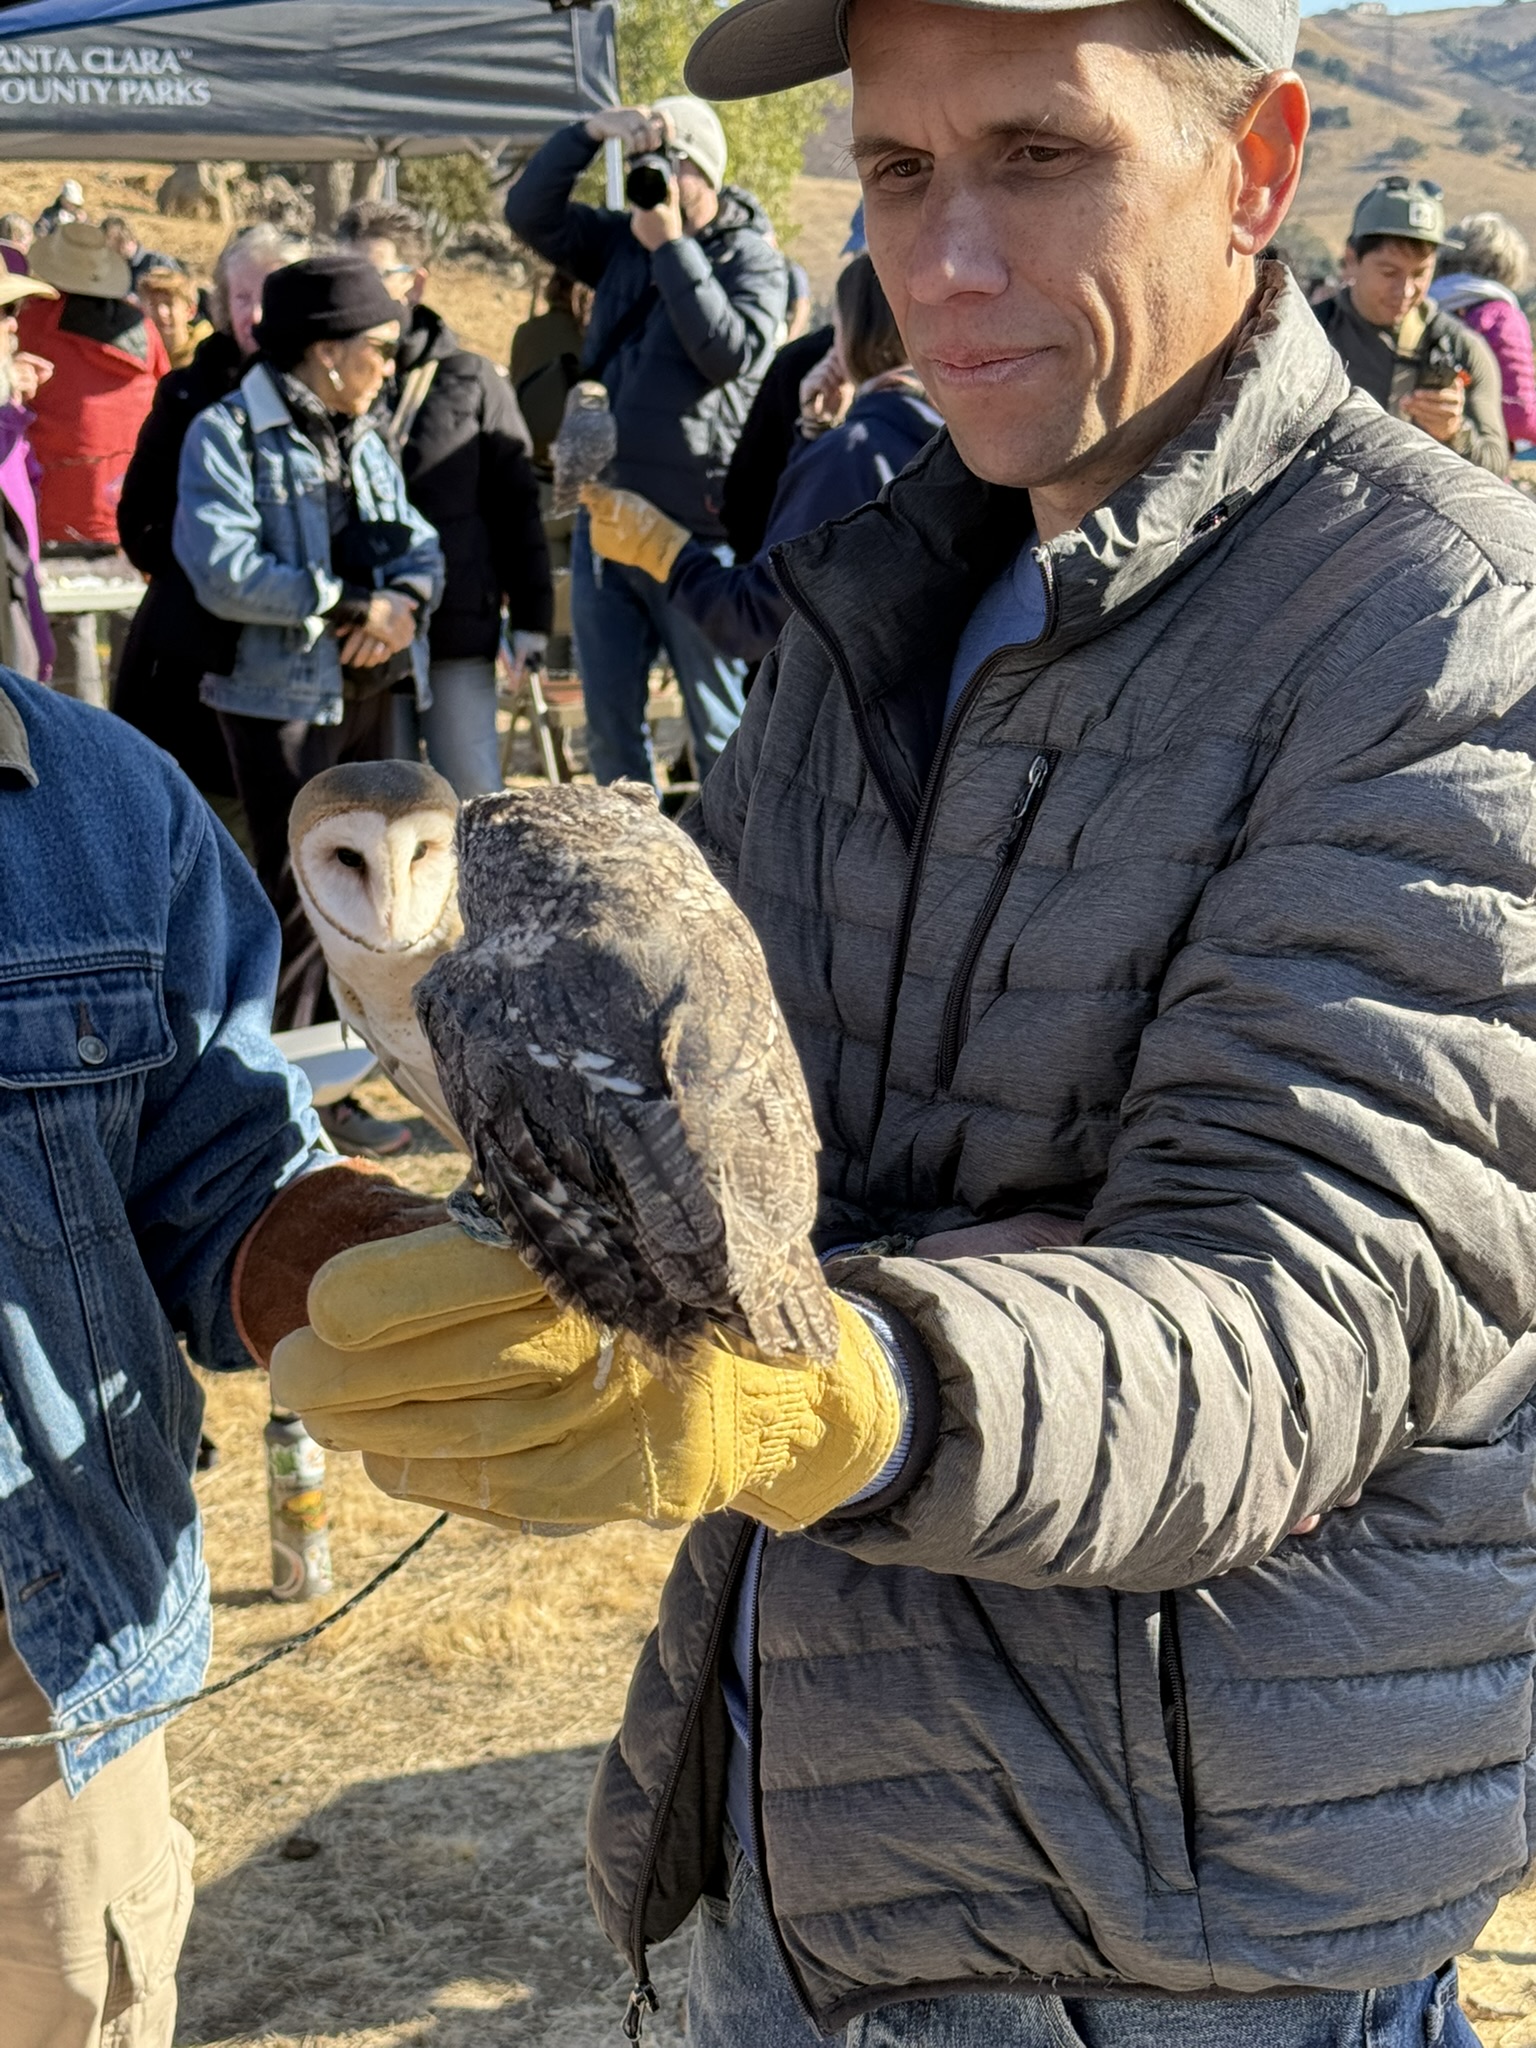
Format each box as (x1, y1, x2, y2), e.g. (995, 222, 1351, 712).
(231, 1161, 446, 1367)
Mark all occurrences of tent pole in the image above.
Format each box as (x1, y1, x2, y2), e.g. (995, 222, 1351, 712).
(604, 136, 624, 210)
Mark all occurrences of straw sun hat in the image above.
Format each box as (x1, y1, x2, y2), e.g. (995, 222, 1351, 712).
(30, 220, 132, 301)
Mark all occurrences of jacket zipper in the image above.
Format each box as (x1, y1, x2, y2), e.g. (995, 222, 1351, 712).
(769, 551, 919, 841)
(863, 555, 1061, 1144)
(622, 1522, 754, 2041)
(746, 1536, 821, 2031)
(1158, 1590, 1196, 1865)
(935, 749, 1056, 1090)
(770, 543, 1059, 1183)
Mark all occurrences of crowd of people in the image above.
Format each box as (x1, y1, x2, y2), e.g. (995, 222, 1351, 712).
(7, 36, 1536, 2045)
(0, 157, 1528, 932)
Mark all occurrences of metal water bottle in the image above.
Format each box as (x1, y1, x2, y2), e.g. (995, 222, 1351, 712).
(264, 1410, 333, 1602)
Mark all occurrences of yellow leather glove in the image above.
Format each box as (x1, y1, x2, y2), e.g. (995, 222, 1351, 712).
(581, 482, 690, 584)
(270, 1224, 904, 1533)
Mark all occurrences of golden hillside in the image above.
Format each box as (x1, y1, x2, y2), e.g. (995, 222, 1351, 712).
(1290, 5, 1536, 262)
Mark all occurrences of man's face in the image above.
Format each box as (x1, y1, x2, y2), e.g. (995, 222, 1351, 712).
(1343, 238, 1437, 330)
(675, 160, 718, 234)
(226, 253, 285, 359)
(358, 237, 426, 308)
(104, 223, 137, 259)
(848, 0, 1286, 491)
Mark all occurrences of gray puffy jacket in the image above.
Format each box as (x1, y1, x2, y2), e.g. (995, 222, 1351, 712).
(587, 269, 1536, 2033)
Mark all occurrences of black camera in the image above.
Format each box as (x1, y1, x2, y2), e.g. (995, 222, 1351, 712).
(625, 150, 678, 210)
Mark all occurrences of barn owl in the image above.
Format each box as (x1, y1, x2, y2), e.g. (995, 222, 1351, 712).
(551, 380, 617, 517)
(288, 761, 463, 1144)
(414, 782, 840, 1368)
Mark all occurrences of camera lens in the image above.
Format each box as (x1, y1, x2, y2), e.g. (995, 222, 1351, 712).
(625, 156, 671, 210)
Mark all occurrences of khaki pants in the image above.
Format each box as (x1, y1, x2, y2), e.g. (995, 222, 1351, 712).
(0, 1616, 193, 2048)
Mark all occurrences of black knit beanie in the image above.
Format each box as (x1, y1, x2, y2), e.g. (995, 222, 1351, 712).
(259, 254, 400, 370)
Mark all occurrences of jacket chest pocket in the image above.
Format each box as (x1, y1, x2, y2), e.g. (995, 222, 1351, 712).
(0, 962, 176, 1246)
(251, 446, 292, 507)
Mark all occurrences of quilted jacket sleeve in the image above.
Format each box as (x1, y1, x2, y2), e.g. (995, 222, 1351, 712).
(650, 229, 786, 390)
(502, 124, 628, 289)
(820, 580, 1536, 1592)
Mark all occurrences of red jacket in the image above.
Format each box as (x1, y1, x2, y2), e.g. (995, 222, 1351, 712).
(17, 294, 168, 547)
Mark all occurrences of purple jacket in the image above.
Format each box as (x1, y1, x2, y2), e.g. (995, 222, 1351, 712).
(0, 401, 53, 676)
(1432, 275, 1536, 448)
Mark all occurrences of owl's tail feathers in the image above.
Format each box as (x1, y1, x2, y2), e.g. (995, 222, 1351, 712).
(736, 1241, 842, 1367)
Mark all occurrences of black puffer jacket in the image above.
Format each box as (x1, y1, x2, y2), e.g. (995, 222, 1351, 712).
(112, 327, 245, 791)
(587, 270, 1536, 2030)
(504, 123, 786, 540)
(388, 304, 552, 662)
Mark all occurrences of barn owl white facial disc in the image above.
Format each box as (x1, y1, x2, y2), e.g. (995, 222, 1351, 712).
(288, 761, 465, 1143)
(296, 803, 458, 954)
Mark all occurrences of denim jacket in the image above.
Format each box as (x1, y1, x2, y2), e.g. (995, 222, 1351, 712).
(0, 673, 323, 1791)
(173, 361, 445, 727)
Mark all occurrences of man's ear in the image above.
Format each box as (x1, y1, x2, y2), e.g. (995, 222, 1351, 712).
(1229, 73, 1308, 259)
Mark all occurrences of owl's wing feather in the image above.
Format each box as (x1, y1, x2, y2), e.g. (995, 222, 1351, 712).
(661, 923, 841, 1362)
(419, 949, 695, 1343)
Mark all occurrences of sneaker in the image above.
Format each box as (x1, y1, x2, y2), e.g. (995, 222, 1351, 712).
(318, 1095, 413, 1158)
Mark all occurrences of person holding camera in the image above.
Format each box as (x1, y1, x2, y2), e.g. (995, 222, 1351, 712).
(1313, 178, 1508, 474)
(504, 94, 786, 787)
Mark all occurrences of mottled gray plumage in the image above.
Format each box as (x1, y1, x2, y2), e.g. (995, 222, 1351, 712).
(551, 379, 617, 517)
(414, 782, 839, 1366)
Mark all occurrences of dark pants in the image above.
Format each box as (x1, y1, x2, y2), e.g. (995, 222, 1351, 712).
(217, 692, 396, 1028)
(689, 1844, 1483, 2047)
(112, 585, 237, 798)
(570, 515, 746, 788)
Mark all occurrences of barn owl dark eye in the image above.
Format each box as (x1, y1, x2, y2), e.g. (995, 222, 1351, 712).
(413, 842, 429, 862)
(336, 847, 365, 870)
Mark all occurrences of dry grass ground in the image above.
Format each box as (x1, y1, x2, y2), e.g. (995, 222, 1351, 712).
(172, 1080, 690, 2048)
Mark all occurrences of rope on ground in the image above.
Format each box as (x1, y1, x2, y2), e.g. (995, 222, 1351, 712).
(0, 1512, 450, 1752)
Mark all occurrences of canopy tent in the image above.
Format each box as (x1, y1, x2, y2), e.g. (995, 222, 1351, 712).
(0, 0, 617, 158)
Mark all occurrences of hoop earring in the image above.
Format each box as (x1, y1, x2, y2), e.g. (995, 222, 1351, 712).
(327, 365, 344, 393)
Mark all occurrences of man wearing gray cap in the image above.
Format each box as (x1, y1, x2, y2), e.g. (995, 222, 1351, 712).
(295, 0, 1534, 2039)
(1314, 176, 1508, 473)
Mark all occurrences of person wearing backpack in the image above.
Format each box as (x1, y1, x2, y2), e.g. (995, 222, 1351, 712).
(504, 93, 786, 787)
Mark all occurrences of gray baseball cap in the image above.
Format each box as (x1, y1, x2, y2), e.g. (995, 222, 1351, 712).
(685, 0, 1298, 99)
(1348, 176, 1455, 250)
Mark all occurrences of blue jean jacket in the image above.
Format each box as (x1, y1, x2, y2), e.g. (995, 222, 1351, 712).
(0, 674, 323, 1791)
(173, 361, 445, 727)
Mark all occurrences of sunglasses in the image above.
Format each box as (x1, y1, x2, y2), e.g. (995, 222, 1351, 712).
(366, 336, 400, 362)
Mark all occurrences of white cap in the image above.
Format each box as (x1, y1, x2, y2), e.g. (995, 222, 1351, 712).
(652, 95, 729, 192)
